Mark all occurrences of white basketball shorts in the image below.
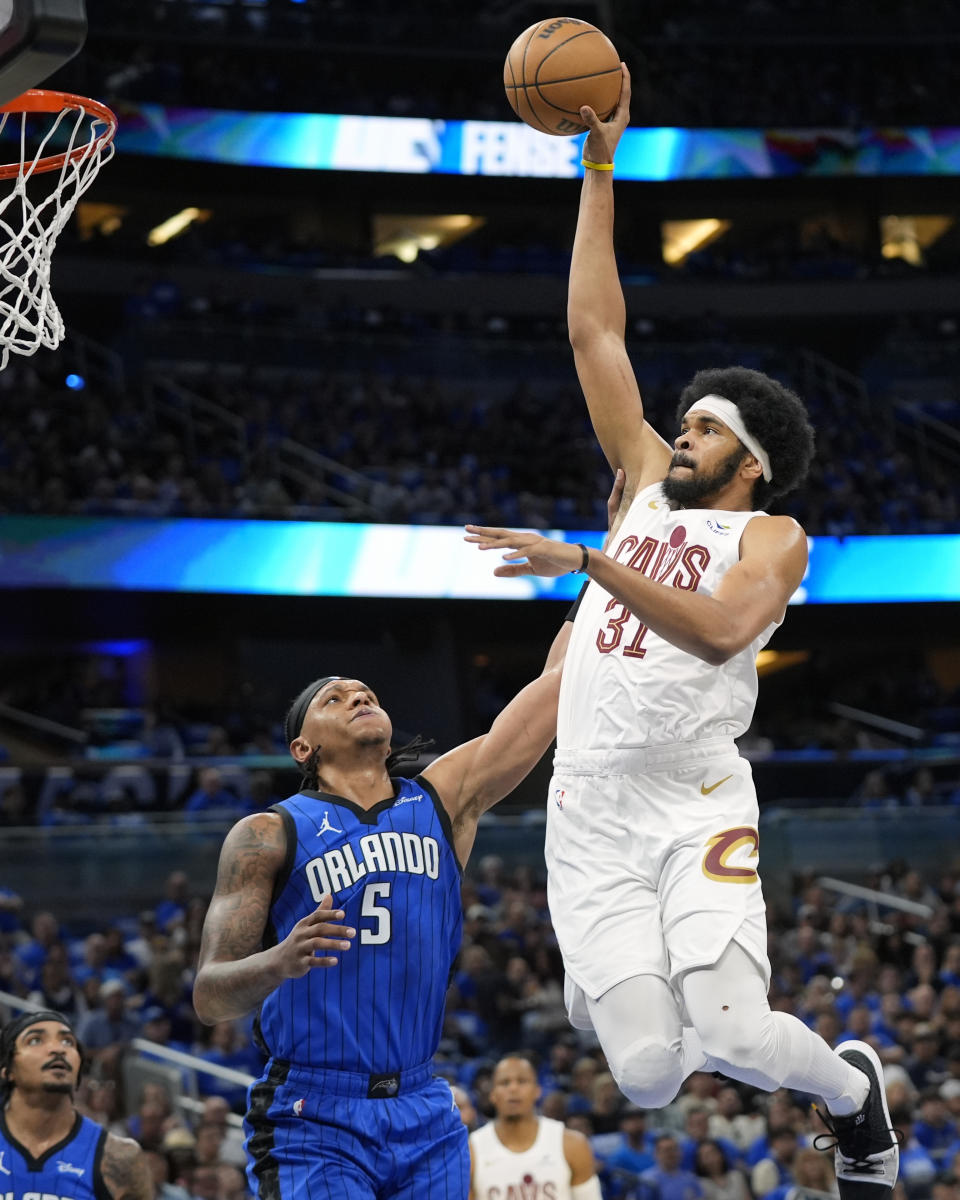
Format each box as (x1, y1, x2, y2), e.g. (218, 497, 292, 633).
(546, 739, 770, 1015)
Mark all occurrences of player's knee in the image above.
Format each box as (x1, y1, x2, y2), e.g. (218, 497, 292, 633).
(610, 1036, 683, 1110)
(696, 1011, 768, 1072)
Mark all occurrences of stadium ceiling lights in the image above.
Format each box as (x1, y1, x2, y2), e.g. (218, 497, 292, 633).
(372, 214, 484, 264)
(661, 218, 731, 266)
(147, 207, 212, 248)
(880, 215, 953, 266)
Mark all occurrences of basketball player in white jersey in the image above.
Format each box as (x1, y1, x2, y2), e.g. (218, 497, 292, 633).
(469, 1055, 600, 1200)
(465, 63, 899, 1200)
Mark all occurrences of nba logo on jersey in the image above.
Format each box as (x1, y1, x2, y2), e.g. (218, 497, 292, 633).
(554, 788, 565, 809)
(293, 1098, 305, 1116)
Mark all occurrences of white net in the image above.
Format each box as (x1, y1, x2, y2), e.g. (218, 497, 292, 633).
(0, 98, 116, 370)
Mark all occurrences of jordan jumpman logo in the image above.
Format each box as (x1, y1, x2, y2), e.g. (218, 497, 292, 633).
(317, 811, 343, 836)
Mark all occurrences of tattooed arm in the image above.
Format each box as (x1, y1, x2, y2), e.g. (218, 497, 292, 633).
(101, 1134, 152, 1200)
(193, 812, 356, 1024)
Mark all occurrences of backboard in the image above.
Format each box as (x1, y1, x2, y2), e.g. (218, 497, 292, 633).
(0, 0, 86, 105)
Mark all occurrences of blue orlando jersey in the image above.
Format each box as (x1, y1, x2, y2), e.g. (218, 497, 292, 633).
(258, 775, 463, 1075)
(0, 1111, 109, 1200)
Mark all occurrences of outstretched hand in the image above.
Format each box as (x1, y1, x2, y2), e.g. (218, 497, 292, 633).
(464, 526, 582, 577)
(580, 62, 631, 165)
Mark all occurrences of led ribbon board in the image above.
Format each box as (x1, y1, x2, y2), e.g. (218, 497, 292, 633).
(0, 518, 956, 602)
(111, 107, 960, 180)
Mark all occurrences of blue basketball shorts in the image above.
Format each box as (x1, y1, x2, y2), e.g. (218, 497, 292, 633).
(244, 1059, 469, 1200)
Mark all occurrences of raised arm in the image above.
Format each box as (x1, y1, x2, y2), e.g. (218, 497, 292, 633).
(422, 620, 571, 864)
(568, 64, 672, 493)
(193, 812, 355, 1024)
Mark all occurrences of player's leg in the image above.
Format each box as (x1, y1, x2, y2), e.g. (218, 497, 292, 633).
(656, 753, 897, 1198)
(245, 1079, 378, 1200)
(680, 943, 899, 1197)
(388, 1079, 470, 1200)
(584, 973, 705, 1109)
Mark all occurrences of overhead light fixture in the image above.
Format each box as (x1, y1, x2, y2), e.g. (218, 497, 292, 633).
(373, 213, 485, 263)
(661, 218, 731, 266)
(755, 649, 809, 676)
(880, 215, 953, 266)
(74, 202, 128, 240)
(148, 207, 211, 247)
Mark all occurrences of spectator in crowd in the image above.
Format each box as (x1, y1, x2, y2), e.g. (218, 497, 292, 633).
(77, 978, 142, 1073)
(696, 1139, 752, 1200)
(195, 1020, 261, 1110)
(567, 1056, 601, 1117)
(602, 1104, 656, 1178)
(121, 1101, 172, 1154)
(765, 1147, 838, 1200)
(155, 871, 190, 933)
(913, 1089, 960, 1168)
(27, 943, 81, 1015)
(891, 1105, 938, 1197)
(143, 1148, 192, 1200)
(906, 1026, 948, 1091)
(452, 1084, 478, 1131)
(751, 1127, 800, 1198)
(15, 910, 61, 983)
(710, 1086, 767, 1151)
(681, 1105, 743, 1172)
(641, 1134, 704, 1200)
(183, 768, 246, 818)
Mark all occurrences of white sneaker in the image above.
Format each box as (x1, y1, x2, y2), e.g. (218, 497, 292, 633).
(815, 1040, 899, 1199)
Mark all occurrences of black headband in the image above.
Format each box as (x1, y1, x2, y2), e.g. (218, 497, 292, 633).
(1, 1010, 81, 1078)
(284, 676, 342, 746)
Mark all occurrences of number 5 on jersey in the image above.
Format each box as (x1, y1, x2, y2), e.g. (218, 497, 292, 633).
(361, 882, 392, 944)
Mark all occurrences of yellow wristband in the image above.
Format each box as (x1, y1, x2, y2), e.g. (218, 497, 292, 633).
(582, 158, 614, 171)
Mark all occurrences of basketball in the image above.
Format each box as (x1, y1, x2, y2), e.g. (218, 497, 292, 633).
(503, 17, 622, 137)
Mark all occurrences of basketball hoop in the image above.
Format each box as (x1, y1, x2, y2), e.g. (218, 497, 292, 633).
(0, 88, 117, 369)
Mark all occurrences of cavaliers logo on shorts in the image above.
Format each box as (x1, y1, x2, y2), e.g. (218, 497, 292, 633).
(701, 826, 759, 884)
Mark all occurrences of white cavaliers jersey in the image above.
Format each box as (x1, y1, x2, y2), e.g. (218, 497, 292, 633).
(470, 1117, 572, 1200)
(557, 480, 780, 750)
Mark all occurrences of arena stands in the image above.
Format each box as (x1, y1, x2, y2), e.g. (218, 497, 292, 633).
(63, 1, 960, 127)
(0, 7, 958, 1200)
(5, 858, 960, 1199)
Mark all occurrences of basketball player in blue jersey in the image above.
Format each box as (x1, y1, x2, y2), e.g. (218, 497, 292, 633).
(466, 63, 899, 1200)
(0, 1010, 151, 1200)
(193, 628, 572, 1200)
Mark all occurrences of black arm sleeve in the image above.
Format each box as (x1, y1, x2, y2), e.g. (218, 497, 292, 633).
(565, 579, 590, 623)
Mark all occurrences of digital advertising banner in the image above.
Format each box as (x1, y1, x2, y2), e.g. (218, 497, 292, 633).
(0, 518, 955, 603)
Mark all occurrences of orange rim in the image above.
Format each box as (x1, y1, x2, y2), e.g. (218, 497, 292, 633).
(0, 89, 117, 180)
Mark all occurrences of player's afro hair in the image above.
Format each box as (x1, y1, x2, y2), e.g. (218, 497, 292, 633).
(676, 366, 815, 508)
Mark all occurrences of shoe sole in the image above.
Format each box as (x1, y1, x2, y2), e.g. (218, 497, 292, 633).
(835, 1039, 899, 1196)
